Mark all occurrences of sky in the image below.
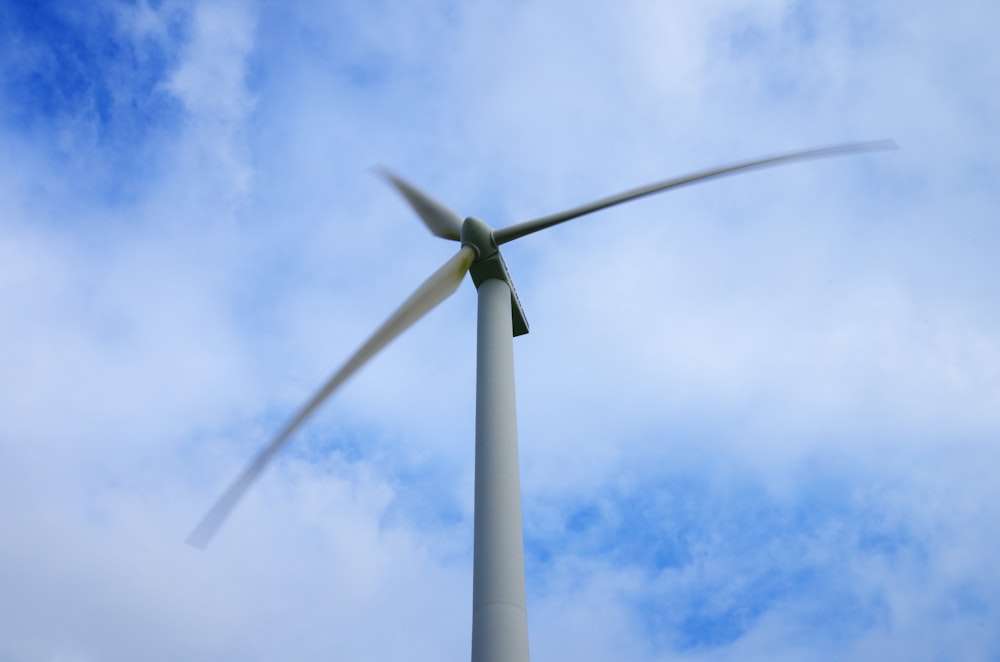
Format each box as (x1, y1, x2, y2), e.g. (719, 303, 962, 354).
(1, 0, 998, 660)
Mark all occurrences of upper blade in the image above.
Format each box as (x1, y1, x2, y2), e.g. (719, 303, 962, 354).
(493, 140, 898, 245)
(376, 167, 464, 241)
(187, 246, 476, 549)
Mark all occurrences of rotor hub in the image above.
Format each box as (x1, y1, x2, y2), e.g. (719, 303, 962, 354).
(460, 216, 498, 261)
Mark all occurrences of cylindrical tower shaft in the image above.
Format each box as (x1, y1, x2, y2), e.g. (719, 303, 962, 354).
(471, 277, 530, 662)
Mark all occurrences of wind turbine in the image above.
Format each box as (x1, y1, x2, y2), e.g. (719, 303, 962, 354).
(189, 140, 896, 662)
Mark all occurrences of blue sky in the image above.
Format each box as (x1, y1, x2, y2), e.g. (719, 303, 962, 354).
(1, 1, 998, 660)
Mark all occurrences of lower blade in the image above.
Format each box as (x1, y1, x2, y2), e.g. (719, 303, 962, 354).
(187, 246, 476, 548)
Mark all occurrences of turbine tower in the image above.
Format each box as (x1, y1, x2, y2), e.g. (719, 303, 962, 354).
(188, 140, 896, 662)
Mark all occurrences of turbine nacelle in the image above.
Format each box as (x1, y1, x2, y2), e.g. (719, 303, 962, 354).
(462, 216, 530, 337)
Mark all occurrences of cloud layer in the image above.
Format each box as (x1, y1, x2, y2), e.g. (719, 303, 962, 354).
(1, 1, 998, 660)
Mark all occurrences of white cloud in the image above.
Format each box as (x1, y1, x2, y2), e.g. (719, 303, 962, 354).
(1, 0, 998, 659)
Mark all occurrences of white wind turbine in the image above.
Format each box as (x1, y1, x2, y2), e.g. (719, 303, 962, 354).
(189, 140, 896, 662)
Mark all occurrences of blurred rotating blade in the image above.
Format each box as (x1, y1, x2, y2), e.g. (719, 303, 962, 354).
(493, 140, 898, 244)
(187, 246, 476, 549)
(376, 167, 464, 241)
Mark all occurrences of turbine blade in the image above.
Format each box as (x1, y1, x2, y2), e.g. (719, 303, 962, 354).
(493, 140, 898, 244)
(375, 167, 464, 241)
(187, 246, 476, 549)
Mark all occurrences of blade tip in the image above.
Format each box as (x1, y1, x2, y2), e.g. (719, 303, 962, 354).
(849, 138, 898, 153)
(868, 138, 899, 151)
(185, 526, 213, 550)
(370, 164, 395, 183)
